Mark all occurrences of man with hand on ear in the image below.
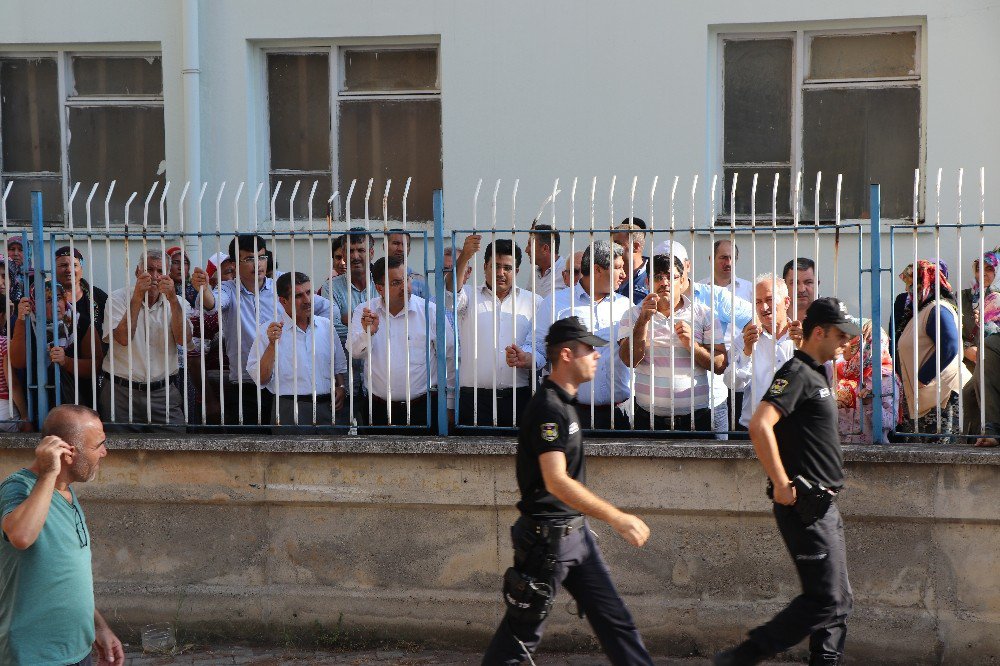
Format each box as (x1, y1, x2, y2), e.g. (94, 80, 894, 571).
(0, 405, 124, 665)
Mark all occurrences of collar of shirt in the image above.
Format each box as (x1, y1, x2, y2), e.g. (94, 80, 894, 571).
(478, 283, 525, 303)
(543, 377, 577, 405)
(236, 276, 272, 297)
(572, 282, 620, 305)
(794, 348, 827, 375)
(370, 294, 420, 319)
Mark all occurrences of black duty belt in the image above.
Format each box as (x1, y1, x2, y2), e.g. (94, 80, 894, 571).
(520, 514, 585, 539)
(109, 374, 176, 392)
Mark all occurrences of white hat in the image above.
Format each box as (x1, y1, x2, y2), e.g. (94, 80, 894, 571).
(652, 240, 689, 263)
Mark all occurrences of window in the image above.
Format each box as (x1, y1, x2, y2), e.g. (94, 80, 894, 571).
(721, 29, 921, 221)
(0, 53, 165, 224)
(266, 46, 442, 223)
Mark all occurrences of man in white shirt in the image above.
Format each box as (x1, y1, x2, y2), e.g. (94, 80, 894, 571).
(447, 236, 541, 428)
(191, 234, 339, 430)
(727, 273, 797, 434)
(703, 239, 753, 436)
(100, 252, 193, 432)
(703, 240, 753, 304)
(618, 253, 727, 434)
(350, 256, 454, 428)
(525, 224, 564, 299)
(508, 240, 632, 429)
(246, 271, 348, 430)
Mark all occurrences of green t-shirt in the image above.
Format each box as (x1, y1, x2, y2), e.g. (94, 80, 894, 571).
(0, 469, 95, 665)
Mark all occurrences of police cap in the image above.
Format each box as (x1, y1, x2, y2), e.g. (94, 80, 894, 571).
(545, 316, 608, 348)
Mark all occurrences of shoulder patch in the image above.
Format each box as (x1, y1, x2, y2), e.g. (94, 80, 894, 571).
(540, 422, 559, 442)
(769, 378, 789, 396)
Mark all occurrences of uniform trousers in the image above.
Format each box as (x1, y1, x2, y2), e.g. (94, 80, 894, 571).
(482, 517, 653, 666)
(748, 502, 853, 665)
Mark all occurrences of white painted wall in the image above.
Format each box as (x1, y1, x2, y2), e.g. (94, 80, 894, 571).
(2, 0, 999, 319)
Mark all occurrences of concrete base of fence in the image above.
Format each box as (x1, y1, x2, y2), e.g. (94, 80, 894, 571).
(1, 435, 997, 664)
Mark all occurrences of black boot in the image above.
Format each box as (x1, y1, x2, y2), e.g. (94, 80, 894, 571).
(713, 639, 769, 666)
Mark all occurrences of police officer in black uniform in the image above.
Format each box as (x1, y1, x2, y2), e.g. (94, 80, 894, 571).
(714, 297, 859, 666)
(483, 316, 654, 666)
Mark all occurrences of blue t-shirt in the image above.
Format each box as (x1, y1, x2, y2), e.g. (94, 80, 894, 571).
(0, 469, 95, 665)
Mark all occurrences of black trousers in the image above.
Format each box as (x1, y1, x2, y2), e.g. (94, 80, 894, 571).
(223, 382, 273, 431)
(748, 502, 853, 665)
(368, 391, 437, 429)
(573, 403, 631, 431)
(458, 386, 530, 428)
(483, 517, 653, 666)
(633, 405, 713, 437)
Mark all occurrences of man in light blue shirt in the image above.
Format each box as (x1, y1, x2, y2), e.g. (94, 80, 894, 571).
(508, 240, 632, 429)
(191, 234, 338, 430)
(324, 229, 378, 410)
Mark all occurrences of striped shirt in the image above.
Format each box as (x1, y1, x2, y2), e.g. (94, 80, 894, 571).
(618, 296, 722, 415)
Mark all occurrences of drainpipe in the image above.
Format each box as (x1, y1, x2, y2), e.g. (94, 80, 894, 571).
(182, 0, 202, 258)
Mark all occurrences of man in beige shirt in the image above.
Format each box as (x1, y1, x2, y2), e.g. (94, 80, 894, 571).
(99, 252, 192, 431)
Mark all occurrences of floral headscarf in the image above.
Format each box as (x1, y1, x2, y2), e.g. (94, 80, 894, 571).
(971, 249, 1000, 308)
(903, 259, 955, 319)
(836, 320, 893, 407)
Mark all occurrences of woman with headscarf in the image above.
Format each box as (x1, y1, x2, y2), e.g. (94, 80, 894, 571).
(958, 249, 1000, 446)
(835, 319, 901, 444)
(896, 259, 963, 444)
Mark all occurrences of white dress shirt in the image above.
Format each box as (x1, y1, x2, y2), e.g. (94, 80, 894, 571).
(245, 308, 348, 396)
(447, 284, 542, 389)
(102, 288, 190, 382)
(617, 296, 723, 415)
(204, 273, 339, 384)
(727, 327, 796, 426)
(348, 295, 455, 401)
(527, 283, 632, 405)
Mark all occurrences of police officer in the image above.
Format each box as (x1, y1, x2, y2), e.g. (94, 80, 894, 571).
(482, 316, 654, 666)
(714, 297, 859, 666)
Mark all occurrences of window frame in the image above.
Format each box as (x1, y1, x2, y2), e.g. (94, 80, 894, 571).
(260, 40, 441, 227)
(0, 48, 164, 227)
(716, 24, 925, 224)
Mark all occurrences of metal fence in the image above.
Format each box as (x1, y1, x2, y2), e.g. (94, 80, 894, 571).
(0, 169, 991, 445)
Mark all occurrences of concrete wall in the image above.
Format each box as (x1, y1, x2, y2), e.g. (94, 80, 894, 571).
(1, 435, 997, 664)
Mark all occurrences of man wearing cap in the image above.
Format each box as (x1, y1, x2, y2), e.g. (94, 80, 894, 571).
(53, 246, 108, 408)
(483, 316, 654, 666)
(714, 297, 858, 666)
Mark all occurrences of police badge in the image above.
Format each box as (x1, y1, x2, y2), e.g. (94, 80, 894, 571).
(769, 378, 789, 395)
(540, 423, 559, 442)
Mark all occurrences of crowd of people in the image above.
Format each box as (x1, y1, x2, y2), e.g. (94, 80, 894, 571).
(0, 225, 994, 445)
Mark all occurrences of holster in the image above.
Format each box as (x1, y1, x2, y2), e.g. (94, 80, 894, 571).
(766, 476, 835, 526)
(501, 519, 567, 622)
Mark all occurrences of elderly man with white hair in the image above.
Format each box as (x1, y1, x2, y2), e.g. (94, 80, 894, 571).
(726, 273, 797, 433)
